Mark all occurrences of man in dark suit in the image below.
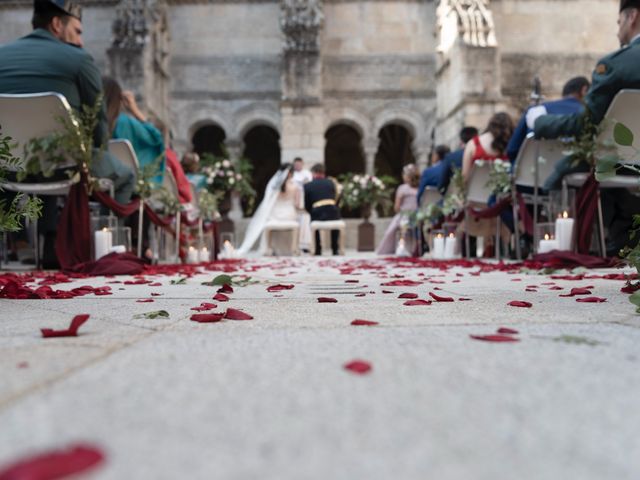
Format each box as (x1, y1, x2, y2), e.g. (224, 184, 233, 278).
(534, 0, 640, 255)
(304, 163, 341, 255)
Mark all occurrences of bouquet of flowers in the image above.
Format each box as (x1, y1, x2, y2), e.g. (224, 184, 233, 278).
(338, 173, 395, 213)
(200, 154, 254, 198)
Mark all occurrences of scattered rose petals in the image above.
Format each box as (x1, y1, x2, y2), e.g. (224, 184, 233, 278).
(403, 299, 432, 306)
(381, 280, 422, 287)
(213, 293, 229, 302)
(343, 360, 372, 374)
(0, 443, 104, 480)
(224, 308, 254, 320)
(621, 283, 640, 294)
(576, 297, 607, 303)
(559, 287, 592, 297)
(190, 313, 224, 323)
(217, 284, 234, 294)
(190, 302, 217, 312)
(497, 327, 519, 335)
(317, 297, 337, 303)
(351, 319, 379, 326)
(429, 292, 454, 302)
(267, 284, 294, 292)
(136, 298, 154, 303)
(470, 334, 520, 342)
(398, 292, 418, 299)
(507, 301, 532, 308)
(41, 315, 89, 338)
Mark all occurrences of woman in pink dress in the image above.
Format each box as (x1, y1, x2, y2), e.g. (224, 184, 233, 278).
(376, 164, 420, 255)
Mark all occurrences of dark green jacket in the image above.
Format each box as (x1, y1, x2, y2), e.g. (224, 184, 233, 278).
(0, 28, 107, 147)
(535, 35, 640, 138)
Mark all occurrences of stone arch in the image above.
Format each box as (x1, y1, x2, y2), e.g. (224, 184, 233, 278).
(372, 106, 426, 146)
(191, 121, 227, 158)
(324, 108, 371, 141)
(234, 104, 281, 140)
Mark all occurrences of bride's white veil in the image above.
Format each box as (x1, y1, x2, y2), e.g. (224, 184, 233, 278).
(236, 166, 290, 255)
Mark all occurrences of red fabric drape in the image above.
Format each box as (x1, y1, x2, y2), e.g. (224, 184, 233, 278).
(55, 179, 91, 269)
(575, 173, 598, 254)
(532, 250, 617, 269)
(65, 252, 146, 275)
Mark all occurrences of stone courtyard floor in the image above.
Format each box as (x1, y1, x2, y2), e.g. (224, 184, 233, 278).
(1, 255, 639, 479)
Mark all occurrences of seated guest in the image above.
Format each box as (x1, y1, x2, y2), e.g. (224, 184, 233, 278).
(182, 152, 207, 190)
(103, 76, 165, 184)
(507, 76, 590, 162)
(416, 145, 450, 203)
(462, 113, 514, 182)
(377, 164, 420, 255)
(432, 127, 479, 196)
(304, 163, 341, 255)
(0, 0, 135, 267)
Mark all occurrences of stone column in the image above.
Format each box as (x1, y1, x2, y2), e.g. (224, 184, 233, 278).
(363, 137, 380, 176)
(224, 138, 244, 161)
(279, 0, 325, 166)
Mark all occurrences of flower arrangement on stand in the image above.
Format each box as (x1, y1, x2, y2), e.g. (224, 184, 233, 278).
(338, 173, 395, 251)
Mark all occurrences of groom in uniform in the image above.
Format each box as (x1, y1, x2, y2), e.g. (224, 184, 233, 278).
(304, 163, 341, 255)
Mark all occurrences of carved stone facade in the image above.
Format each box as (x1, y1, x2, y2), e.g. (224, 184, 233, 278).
(0, 0, 620, 167)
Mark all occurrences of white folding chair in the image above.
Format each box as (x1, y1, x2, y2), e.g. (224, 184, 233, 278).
(563, 89, 640, 256)
(108, 139, 140, 180)
(511, 134, 567, 258)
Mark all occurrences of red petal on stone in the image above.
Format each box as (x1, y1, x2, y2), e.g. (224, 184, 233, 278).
(150, 292, 162, 296)
(381, 290, 394, 294)
(149, 282, 162, 287)
(525, 288, 537, 292)
(497, 327, 519, 335)
(351, 319, 379, 326)
(266, 284, 294, 292)
(576, 296, 607, 303)
(355, 293, 366, 297)
(398, 292, 418, 299)
(403, 299, 432, 306)
(507, 301, 532, 308)
(621, 283, 640, 294)
(190, 302, 217, 312)
(136, 299, 154, 303)
(380, 279, 422, 286)
(212, 293, 229, 302)
(224, 308, 254, 320)
(343, 360, 372, 374)
(559, 287, 592, 297)
(190, 313, 224, 323)
(511, 278, 522, 282)
(458, 298, 472, 301)
(429, 292, 454, 302)
(0, 443, 104, 480)
(549, 286, 564, 291)
(41, 314, 90, 338)
(317, 297, 337, 303)
(345, 280, 359, 283)
(470, 334, 520, 342)
(217, 284, 234, 293)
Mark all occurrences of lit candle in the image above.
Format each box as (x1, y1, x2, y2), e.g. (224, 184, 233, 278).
(110, 245, 126, 254)
(187, 246, 199, 264)
(395, 238, 409, 256)
(94, 227, 112, 260)
(538, 233, 559, 254)
(432, 233, 445, 259)
(199, 247, 210, 263)
(444, 233, 456, 259)
(555, 211, 575, 251)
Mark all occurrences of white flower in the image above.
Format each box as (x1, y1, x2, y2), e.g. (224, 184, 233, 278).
(229, 178, 235, 185)
(236, 174, 242, 180)
(353, 175, 361, 182)
(352, 189, 359, 196)
(222, 159, 231, 168)
(206, 178, 213, 185)
(227, 170, 234, 177)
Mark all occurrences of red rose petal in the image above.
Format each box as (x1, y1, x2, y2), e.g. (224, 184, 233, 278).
(317, 297, 337, 303)
(576, 297, 607, 303)
(149, 282, 162, 287)
(549, 286, 564, 291)
(217, 284, 234, 294)
(136, 298, 154, 303)
(345, 279, 359, 283)
(507, 301, 532, 308)
(0, 443, 104, 480)
(213, 293, 229, 302)
(351, 319, 379, 326)
(398, 292, 418, 299)
(559, 287, 593, 297)
(41, 314, 89, 338)
(190, 302, 217, 312)
(497, 327, 519, 335)
(621, 283, 640, 294)
(224, 308, 254, 320)
(525, 288, 537, 292)
(458, 297, 472, 301)
(355, 293, 366, 297)
(470, 334, 520, 342)
(381, 290, 394, 294)
(429, 292, 454, 302)
(343, 360, 372, 374)
(403, 299, 432, 306)
(190, 313, 224, 323)
(381, 279, 422, 286)
(267, 284, 294, 292)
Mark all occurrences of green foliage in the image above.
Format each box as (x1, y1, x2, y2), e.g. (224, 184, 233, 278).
(200, 152, 255, 213)
(154, 185, 182, 216)
(442, 168, 465, 216)
(0, 130, 42, 232)
(485, 159, 512, 197)
(338, 173, 395, 214)
(170, 277, 188, 285)
(202, 274, 232, 286)
(133, 310, 170, 319)
(614, 122, 634, 146)
(197, 189, 221, 221)
(135, 157, 163, 200)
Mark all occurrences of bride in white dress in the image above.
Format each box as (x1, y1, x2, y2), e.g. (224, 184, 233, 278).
(237, 163, 301, 256)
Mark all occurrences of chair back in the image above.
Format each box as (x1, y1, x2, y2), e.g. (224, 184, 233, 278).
(108, 139, 140, 179)
(596, 89, 640, 164)
(513, 134, 567, 188)
(419, 186, 442, 208)
(0, 92, 78, 170)
(466, 161, 492, 203)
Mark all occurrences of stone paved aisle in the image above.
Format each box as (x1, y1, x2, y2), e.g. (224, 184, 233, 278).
(1, 256, 639, 479)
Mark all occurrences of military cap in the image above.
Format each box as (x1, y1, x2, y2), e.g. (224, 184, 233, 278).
(621, 0, 640, 11)
(34, 0, 82, 20)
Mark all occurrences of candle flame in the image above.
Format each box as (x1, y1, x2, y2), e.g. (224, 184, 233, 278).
(448, 233, 455, 238)
(436, 233, 443, 238)
(102, 227, 108, 232)
(544, 233, 550, 240)
(562, 211, 568, 219)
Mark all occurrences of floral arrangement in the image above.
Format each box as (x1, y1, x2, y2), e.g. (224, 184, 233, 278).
(200, 154, 254, 198)
(197, 189, 222, 222)
(338, 173, 395, 213)
(474, 158, 512, 197)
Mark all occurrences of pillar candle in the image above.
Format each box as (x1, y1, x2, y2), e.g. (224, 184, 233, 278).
(94, 228, 112, 260)
(555, 211, 575, 251)
(199, 247, 210, 263)
(444, 233, 456, 259)
(538, 234, 559, 254)
(432, 234, 445, 259)
(187, 246, 199, 264)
